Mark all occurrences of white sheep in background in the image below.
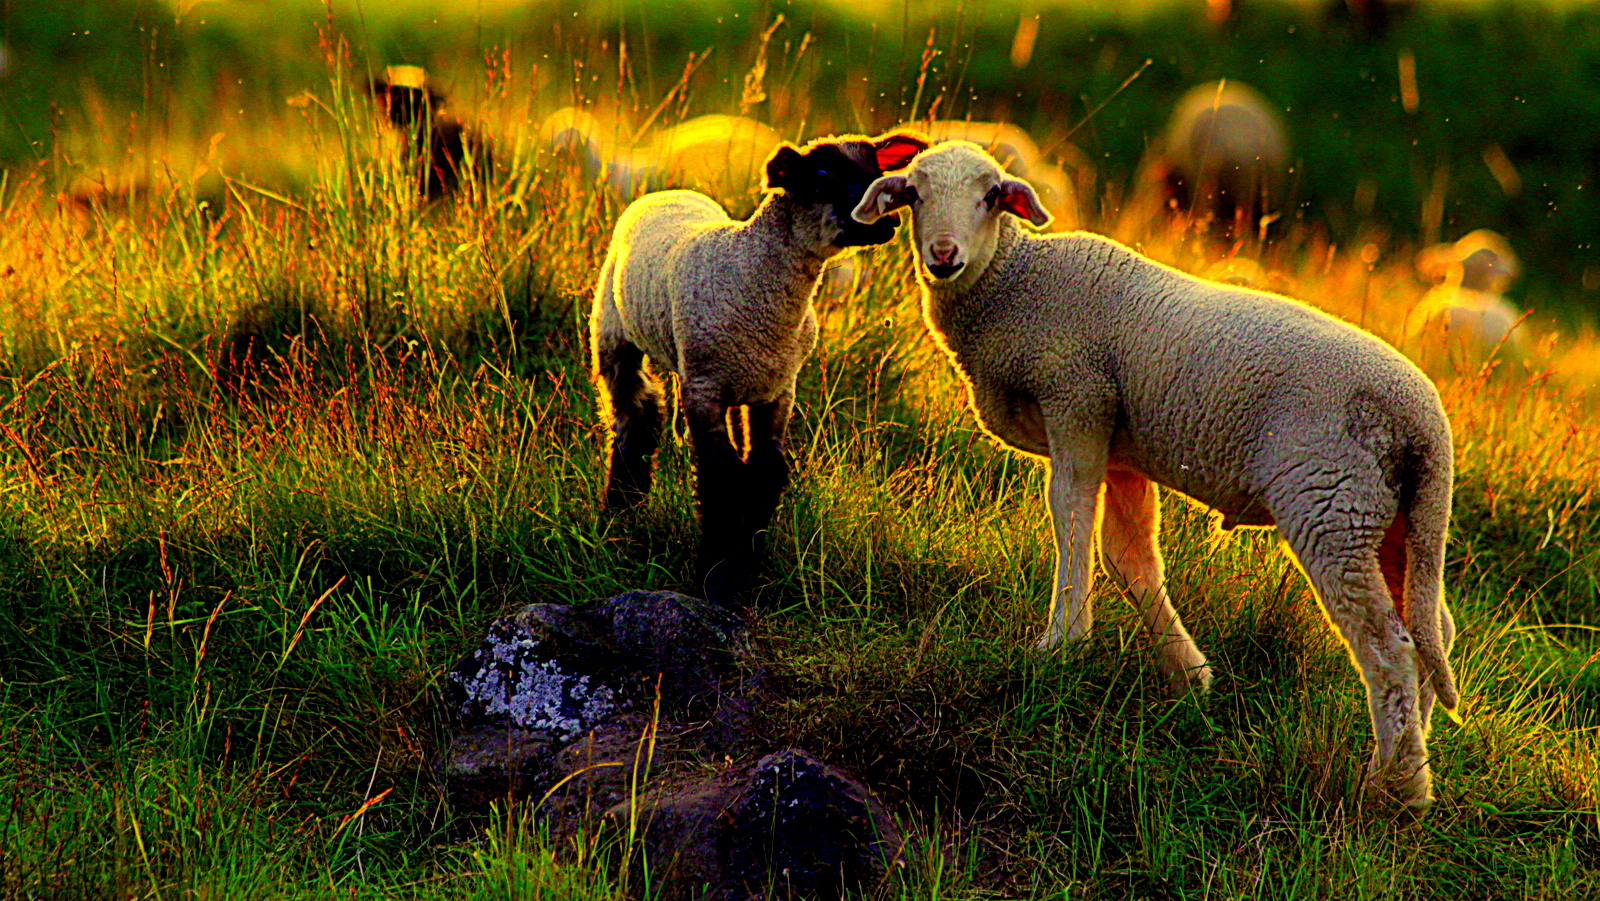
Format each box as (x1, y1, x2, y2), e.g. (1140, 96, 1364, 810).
(1406, 229, 1531, 372)
(1141, 80, 1290, 239)
(852, 142, 1461, 810)
(911, 120, 1079, 230)
(543, 108, 784, 202)
(592, 130, 929, 603)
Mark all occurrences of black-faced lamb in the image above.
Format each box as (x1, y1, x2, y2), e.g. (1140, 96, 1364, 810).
(1142, 80, 1289, 239)
(852, 141, 1461, 810)
(591, 131, 930, 604)
(369, 66, 493, 200)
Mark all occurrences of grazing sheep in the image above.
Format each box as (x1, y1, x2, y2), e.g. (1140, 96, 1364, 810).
(592, 131, 929, 603)
(1143, 81, 1289, 238)
(852, 142, 1461, 809)
(1407, 230, 1531, 372)
(914, 120, 1079, 230)
(369, 66, 493, 200)
(544, 108, 784, 202)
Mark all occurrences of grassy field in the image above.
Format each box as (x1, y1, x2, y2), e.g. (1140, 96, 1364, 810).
(2, 1, 1599, 898)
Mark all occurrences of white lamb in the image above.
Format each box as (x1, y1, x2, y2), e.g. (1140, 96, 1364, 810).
(544, 108, 784, 202)
(852, 142, 1461, 810)
(592, 131, 929, 604)
(1406, 229, 1531, 373)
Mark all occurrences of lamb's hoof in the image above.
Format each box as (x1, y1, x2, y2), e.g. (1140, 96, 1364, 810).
(604, 492, 643, 511)
(1365, 763, 1434, 814)
(1164, 662, 1213, 699)
(1033, 632, 1064, 653)
(603, 481, 650, 511)
(699, 558, 757, 607)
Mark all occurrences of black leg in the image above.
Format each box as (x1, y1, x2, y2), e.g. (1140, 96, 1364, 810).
(598, 339, 663, 510)
(740, 398, 794, 568)
(687, 399, 753, 605)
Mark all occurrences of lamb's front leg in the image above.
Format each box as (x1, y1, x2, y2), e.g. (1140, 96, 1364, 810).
(685, 391, 753, 605)
(1037, 433, 1109, 651)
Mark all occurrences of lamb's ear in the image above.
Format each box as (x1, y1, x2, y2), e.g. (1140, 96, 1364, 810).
(871, 132, 931, 172)
(997, 178, 1052, 228)
(851, 175, 914, 225)
(763, 144, 805, 192)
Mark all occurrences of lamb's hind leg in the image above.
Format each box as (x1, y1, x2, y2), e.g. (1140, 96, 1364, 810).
(1101, 470, 1212, 697)
(596, 336, 664, 509)
(684, 390, 752, 605)
(1285, 520, 1433, 810)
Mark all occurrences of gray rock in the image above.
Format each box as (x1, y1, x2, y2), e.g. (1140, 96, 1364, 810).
(438, 593, 902, 900)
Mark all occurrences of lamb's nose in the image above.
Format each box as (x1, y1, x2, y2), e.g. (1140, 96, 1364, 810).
(928, 237, 960, 266)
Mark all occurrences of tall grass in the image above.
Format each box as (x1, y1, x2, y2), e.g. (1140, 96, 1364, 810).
(0, 2, 1596, 899)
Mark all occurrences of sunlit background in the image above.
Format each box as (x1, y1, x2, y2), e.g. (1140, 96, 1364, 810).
(2, 2, 1597, 898)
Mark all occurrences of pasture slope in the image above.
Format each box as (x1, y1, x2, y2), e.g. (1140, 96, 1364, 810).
(1, 1, 1597, 898)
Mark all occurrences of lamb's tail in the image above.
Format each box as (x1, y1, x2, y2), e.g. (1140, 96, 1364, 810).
(1386, 442, 1462, 724)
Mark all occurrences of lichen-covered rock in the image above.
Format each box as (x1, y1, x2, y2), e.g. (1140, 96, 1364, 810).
(445, 615, 620, 740)
(439, 590, 745, 814)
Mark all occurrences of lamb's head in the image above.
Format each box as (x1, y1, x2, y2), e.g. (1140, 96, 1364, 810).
(763, 131, 930, 248)
(851, 142, 1051, 284)
(1417, 229, 1520, 294)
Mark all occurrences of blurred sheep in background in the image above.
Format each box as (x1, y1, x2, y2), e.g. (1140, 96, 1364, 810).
(541, 108, 784, 203)
(369, 65, 494, 200)
(1326, 0, 1416, 37)
(1406, 229, 1533, 372)
(1139, 80, 1290, 241)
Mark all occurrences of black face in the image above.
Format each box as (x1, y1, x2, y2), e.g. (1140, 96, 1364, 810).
(767, 141, 907, 248)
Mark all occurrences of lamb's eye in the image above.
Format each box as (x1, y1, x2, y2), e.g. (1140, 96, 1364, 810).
(983, 185, 1001, 209)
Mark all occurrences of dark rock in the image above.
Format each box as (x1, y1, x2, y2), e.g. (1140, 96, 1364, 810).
(438, 728, 559, 811)
(618, 749, 902, 901)
(617, 773, 747, 896)
(591, 590, 744, 710)
(724, 749, 902, 900)
(444, 590, 741, 736)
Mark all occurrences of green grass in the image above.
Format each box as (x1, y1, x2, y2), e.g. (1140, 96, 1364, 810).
(1, 2, 1598, 899)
